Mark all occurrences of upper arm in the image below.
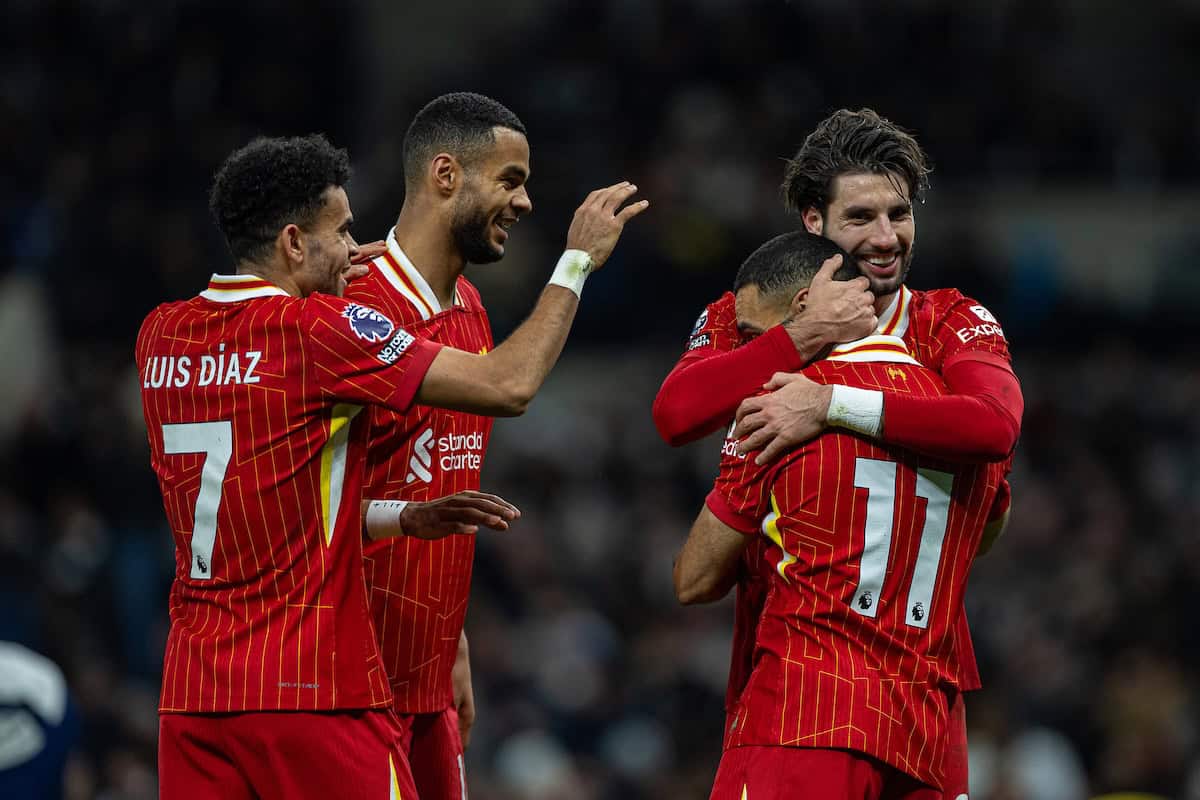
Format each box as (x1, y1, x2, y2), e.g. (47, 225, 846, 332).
(305, 296, 442, 413)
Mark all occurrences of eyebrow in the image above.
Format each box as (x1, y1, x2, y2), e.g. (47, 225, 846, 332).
(841, 200, 912, 218)
(498, 164, 529, 182)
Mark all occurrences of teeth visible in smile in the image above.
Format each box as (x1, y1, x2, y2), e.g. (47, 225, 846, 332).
(865, 255, 895, 266)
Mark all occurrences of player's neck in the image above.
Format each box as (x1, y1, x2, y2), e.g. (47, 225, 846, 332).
(393, 212, 464, 309)
(235, 261, 299, 296)
(874, 288, 900, 316)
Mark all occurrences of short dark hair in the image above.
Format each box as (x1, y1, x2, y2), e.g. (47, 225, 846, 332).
(402, 92, 527, 188)
(734, 231, 858, 300)
(781, 108, 931, 217)
(209, 134, 351, 264)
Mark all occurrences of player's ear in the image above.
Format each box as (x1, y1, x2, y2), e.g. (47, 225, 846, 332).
(801, 207, 823, 235)
(431, 153, 459, 197)
(789, 287, 809, 316)
(279, 223, 305, 266)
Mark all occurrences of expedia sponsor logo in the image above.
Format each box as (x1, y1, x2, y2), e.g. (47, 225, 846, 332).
(955, 322, 1005, 344)
(342, 303, 394, 342)
(720, 422, 746, 460)
(687, 333, 711, 351)
(378, 328, 416, 364)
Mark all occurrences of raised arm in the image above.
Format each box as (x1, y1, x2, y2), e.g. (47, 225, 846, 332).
(417, 182, 648, 416)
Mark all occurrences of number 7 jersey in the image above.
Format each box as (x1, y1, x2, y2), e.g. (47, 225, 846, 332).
(137, 274, 442, 714)
(706, 336, 1005, 791)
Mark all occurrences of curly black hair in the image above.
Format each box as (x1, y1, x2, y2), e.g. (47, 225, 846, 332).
(781, 109, 931, 218)
(734, 231, 858, 301)
(403, 92, 526, 189)
(209, 134, 351, 264)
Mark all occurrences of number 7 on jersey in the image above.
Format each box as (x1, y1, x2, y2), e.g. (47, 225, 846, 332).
(162, 421, 232, 580)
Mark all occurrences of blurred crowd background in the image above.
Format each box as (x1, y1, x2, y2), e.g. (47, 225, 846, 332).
(3, 0, 1199, 798)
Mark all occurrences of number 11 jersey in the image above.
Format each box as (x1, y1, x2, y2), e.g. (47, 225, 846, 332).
(706, 337, 1005, 790)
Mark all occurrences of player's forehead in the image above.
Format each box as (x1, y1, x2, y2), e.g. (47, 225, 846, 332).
(828, 172, 911, 212)
(475, 126, 530, 178)
(314, 185, 352, 226)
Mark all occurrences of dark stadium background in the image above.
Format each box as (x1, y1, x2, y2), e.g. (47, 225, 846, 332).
(3, 1, 1198, 798)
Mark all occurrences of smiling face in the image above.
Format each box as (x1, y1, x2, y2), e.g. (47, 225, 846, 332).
(449, 126, 532, 264)
(803, 172, 914, 303)
(294, 186, 358, 297)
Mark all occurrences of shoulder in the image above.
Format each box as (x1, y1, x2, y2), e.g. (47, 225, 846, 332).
(910, 287, 1002, 324)
(344, 259, 430, 325)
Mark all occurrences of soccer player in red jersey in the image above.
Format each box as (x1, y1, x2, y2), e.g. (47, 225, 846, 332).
(654, 109, 1019, 798)
(138, 134, 647, 800)
(343, 92, 531, 799)
(674, 231, 1009, 798)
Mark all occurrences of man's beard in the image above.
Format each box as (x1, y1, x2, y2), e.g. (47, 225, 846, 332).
(858, 247, 913, 297)
(451, 200, 503, 265)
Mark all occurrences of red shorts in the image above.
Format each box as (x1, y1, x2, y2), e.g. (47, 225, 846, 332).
(396, 707, 466, 800)
(159, 709, 417, 800)
(942, 689, 970, 800)
(710, 746, 940, 800)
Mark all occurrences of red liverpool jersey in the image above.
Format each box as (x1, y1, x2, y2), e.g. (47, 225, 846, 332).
(345, 233, 494, 713)
(668, 285, 1011, 693)
(137, 274, 442, 714)
(706, 337, 1004, 790)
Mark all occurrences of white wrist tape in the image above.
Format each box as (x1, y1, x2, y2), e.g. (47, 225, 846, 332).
(826, 385, 884, 438)
(365, 499, 409, 539)
(547, 249, 593, 298)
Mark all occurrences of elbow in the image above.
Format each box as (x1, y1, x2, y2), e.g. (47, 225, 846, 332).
(673, 565, 724, 605)
(977, 413, 1022, 462)
(651, 395, 688, 447)
(491, 377, 536, 417)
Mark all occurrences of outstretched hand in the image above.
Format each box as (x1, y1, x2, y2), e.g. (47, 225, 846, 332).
(400, 491, 521, 539)
(565, 181, 650, 270)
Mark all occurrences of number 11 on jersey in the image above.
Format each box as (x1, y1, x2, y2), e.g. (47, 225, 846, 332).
(851, 457, 954, 629)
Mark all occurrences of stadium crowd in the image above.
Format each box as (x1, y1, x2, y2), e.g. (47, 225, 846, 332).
(2, 0, 1198, 797)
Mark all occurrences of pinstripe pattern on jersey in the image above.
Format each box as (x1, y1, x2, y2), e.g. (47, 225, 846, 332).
(347, 256, 495, 714)
(138, 275, 439, 713)
(709, 354, 1004, 790)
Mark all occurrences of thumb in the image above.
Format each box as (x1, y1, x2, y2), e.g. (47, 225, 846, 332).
(764, 371, 802, 390)
(810, 254, 844, 285)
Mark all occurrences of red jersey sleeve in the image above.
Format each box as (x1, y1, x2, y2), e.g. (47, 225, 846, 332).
(304, 294, 442, 414)
(920, 292, 1011, 372)
(705, 422, 783, 535)
(654, 293, 804, 446)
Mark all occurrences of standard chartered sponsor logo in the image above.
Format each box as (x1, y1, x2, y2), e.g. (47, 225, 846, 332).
(405, 428, 484, 484)
(406, 429, 434, 484)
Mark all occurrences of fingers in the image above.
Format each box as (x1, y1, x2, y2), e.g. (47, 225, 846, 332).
(735, 396, 765, 425)
(811, 253, 844, 283)
(754, 436, 789, 466)
(763, 371, 803, 391)
(456, 493, 520, 521)
(344, 263, 370, 282)
(736, 427, 771, 457)
(616, 197, 650, 223)
(732, 410, 764, 441)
